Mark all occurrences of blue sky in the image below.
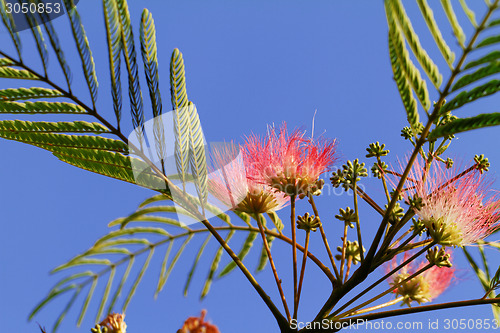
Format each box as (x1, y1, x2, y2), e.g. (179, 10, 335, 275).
(1, 1, 500, 332)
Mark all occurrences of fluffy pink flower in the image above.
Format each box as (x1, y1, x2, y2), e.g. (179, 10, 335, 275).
(208, 142, 288, 214)
(401, 158, 500, 246)
(99, 313, 127, 333)
(388, 254, 455, 306)
(243, 123, 338, 197)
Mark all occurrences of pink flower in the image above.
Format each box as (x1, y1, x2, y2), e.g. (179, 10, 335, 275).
(401, 158, 500, 246)
(243, 123, 338, 197)
(99, 313, 127, 333)
(208, 142, 288, 214)
(388, 254, 455, 306)
(177, 310, 220, 333)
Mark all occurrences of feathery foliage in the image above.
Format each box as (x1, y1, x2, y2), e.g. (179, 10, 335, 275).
(29, 196, 281, 330)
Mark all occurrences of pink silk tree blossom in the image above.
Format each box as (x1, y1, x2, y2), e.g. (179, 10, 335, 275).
(388, 254, 455, 306)
(208, 142, 289, 214)
(243, 123, 338, 197)
(402, 158, 500, 247)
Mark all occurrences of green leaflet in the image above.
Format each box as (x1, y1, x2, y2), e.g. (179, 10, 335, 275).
(440, 80, 500, 114)
(116, 0, 144, 136)
(0, 67, 36, 80)
(184, 234, 211, 296)
(25, 8, 48, 76)
(63, 0, 98, 107)
(37, 0, 72, 90)
(0, 132, 128, 152)
(53, 259, 112, 273)
(452, 61, 500, 91)
(108, 205, 194, 228)
(388, 32, 420, 133)
(459, 0, 477, 27)
(140, 9, 162, 118)
(0, 101, 86, 114)
(122, 247, 154, 312)
(0, 87, 63, 101)
(103, 0, 123, 126)
(187, 103, 208, 206)
(267, 211, 285, 232)
(171, 49, 190, 188)
(386, 3, 431, 111)
(42, 146, 165, 188)
(429, 113, 500, 139)
(488, 18, 500, 28)
(0, 58, 14, 66)
(416, 0, 455, 66)
(95, 265, 116, 324)
(387, 0, 443, 88)
(77, 276, 98, 326)
(0, 120, 109, 133)
(140, 9, 165, 163)
(201, 230, 235, 299)
(464, 51, 500, 70)
(0, 1, 21, 59)
(155, 234, 193, 296)
(107, 256, 134, 315)
(94, 227, 170, 246)
(257, 234, 275, 272)
(218, 231, 258, 277)
(475, 35, 500, 49)
(440, 0, 466, 48)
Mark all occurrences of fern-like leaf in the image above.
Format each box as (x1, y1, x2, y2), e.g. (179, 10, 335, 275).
(387, 0, 442, 89)
(416, 0, 455, 66)
(0, 67, 37, 80)
(386, 1, 431, 111)
(140, 9, 165, 164)
(0, 87, 63, 101)
(116, 0, 144, 137)
(388, 32, 420, 133)
(452, 61, 500, 91)
(0, 1, 21, 59)
(440, 79, 500, 114)
(201, 230, 235, 299)
(187, 103, 208, 207)
(184, 234, 211, 296)
(171, 49, 190, 189)
(103, 0, 123, 127)
(63, 0, 98, 108)
(0, 120, 109, 133)
(429, 112, 500, 139)
(24, 5, 49, 76)
(464, 51, 500, 70)
(218, 231, 258, 277)
(440, 0, 466, 48)
(0, 101, 86, 114)
(37, 0, 72, 90)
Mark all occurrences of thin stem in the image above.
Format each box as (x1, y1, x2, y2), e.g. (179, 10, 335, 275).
(339, 224, 349, 282)
(342, 296, 404, 317)
(377, 157, 391, 203)
(353, 182, 364, 262)
(308, 194, 341, 281)
(388, 228, 413, 249)
(330, 242, 435, 319)
(336, 297, 500, 328)
(334, 263, 434, 320)
(291, 195, 298, 321)
(295, 230, 311, 319)
(344, 257, 353, 283)
(356, 187, 385, 216)
(255, 214, 291, 322)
